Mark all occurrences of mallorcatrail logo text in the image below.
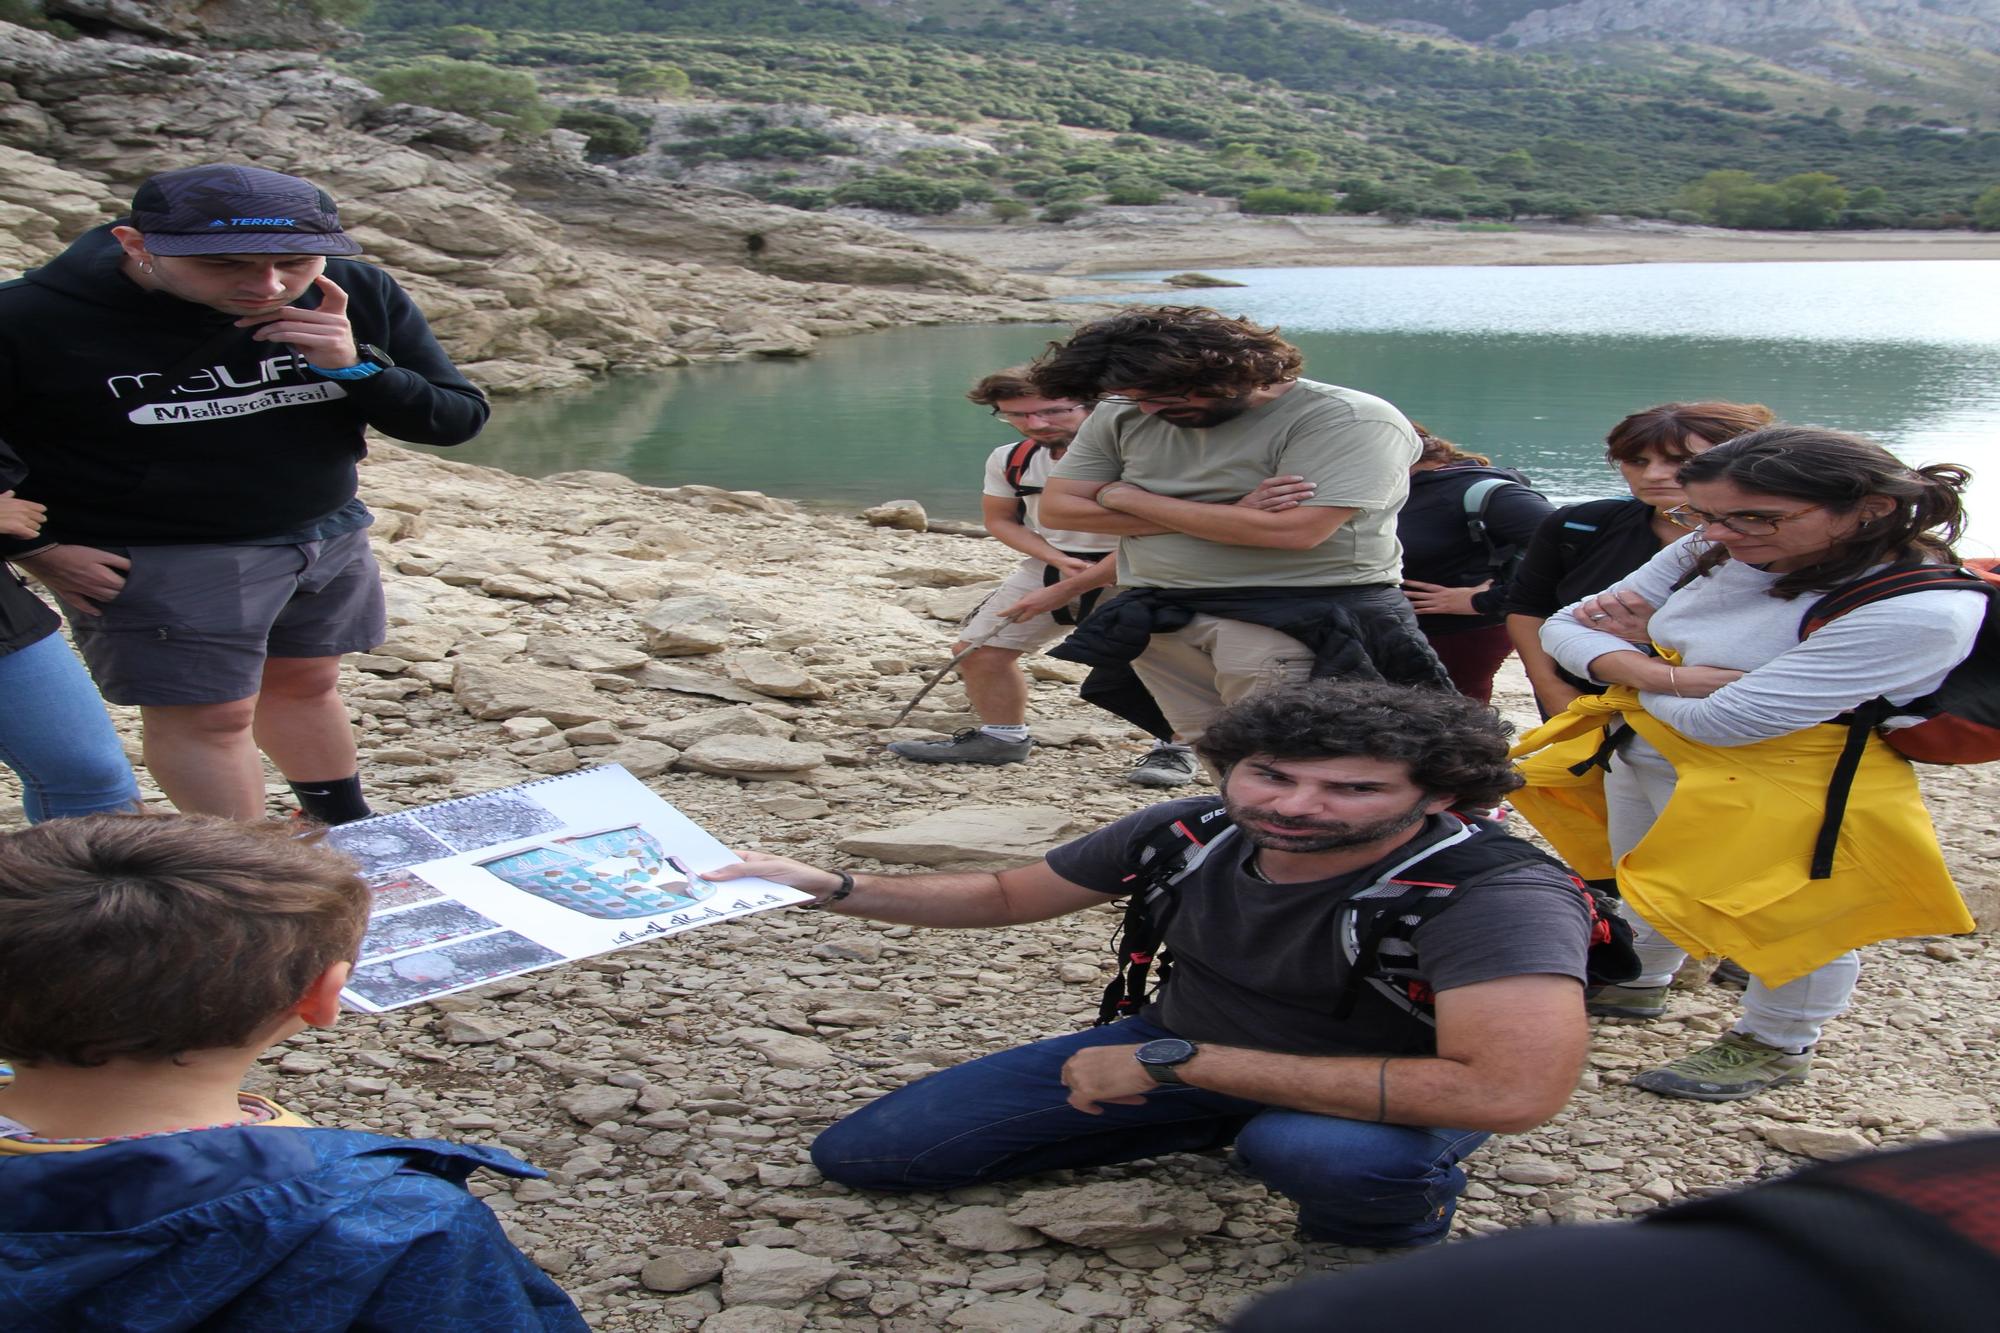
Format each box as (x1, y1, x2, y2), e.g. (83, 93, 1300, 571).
(126, 382, 346, 424)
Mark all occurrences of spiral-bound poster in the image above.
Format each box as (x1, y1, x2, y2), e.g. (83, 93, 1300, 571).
(323, 765, 810, 1011)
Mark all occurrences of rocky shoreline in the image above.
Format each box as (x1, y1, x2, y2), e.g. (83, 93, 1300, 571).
(8, 443, 1993, 1331)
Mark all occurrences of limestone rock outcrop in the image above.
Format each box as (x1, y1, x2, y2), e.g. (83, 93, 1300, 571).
(0, 10, 1062, 395)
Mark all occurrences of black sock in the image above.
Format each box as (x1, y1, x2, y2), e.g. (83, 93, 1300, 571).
(290, 776, 372, 826)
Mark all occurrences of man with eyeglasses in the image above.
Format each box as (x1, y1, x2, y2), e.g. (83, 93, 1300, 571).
(889, 367, 1200, 785)
(1032, 307, 1449, 745)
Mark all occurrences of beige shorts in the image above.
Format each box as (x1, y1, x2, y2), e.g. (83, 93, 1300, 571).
(959, 557, 1104, 653)
(1132, 613, 1314, 744)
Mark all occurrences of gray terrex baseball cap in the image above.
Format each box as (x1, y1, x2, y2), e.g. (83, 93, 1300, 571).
(127, 163, 362, 256)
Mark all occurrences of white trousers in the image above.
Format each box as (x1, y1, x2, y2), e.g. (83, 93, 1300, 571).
(1603, 739, 1859, 1052)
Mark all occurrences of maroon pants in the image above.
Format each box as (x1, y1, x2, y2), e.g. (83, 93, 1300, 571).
(1424, 623, 1515, 705)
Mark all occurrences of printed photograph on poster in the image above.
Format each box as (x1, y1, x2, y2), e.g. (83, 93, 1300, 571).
(326, 765, 813, 1012)
(413, 789, 565, 853)
(331, 813, 454, 877)
(345, 931, 566, 1010)
(366, 872, 444, 913)
(359, 899, 506, 963)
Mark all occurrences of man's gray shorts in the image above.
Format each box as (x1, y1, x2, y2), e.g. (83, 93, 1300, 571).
(62, 529, 386, 706)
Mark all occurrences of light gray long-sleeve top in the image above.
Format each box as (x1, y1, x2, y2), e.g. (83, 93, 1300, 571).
(1542, 534, 1984, 747)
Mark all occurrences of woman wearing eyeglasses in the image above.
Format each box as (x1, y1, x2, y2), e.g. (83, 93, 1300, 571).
(1510, 427, 1982, 1101)
(1502, 402, 1776, 719)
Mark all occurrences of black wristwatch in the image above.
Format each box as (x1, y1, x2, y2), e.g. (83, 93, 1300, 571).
(308, 343, 397, 381)
(1134, 1037, 1199, 1086)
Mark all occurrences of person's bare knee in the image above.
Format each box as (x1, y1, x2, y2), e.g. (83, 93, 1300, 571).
(956, 646, 1024, 682)
(141, 698, 258, 744)
(259, 655, 343, 702)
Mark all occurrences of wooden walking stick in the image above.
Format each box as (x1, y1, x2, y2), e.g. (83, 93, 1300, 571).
(886, 625, 1005, 729)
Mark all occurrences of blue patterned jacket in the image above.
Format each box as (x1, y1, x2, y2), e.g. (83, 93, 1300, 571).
(0, 1126, 587, 1331)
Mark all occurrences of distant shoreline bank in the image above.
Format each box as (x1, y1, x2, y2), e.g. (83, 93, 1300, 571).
(902, 214, 2000, 280)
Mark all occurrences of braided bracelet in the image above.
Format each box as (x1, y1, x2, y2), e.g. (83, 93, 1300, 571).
(804, 869, 856, 911)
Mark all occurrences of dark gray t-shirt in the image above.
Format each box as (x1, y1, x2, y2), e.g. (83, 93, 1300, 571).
(1047, 800, 1591, 1057)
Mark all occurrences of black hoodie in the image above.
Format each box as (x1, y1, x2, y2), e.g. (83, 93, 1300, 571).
(0, 225, 488, 556)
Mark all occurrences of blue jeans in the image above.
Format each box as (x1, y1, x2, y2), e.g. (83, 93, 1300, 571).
(0, 631, 140, 822)
(810, 1018, 1490, 1247)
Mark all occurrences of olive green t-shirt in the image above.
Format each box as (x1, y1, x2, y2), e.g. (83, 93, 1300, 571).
(1049, 379, 1419, 589)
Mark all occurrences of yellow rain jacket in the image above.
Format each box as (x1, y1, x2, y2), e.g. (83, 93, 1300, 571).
(1510, 687, 1971, 986)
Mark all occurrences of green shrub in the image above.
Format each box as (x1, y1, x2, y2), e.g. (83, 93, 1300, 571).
(1240, 186, 1335, 215)
(1971, 184, 2000, 231)
(556, 107, 645, 158)
(989, 199, 1032, 222)
(370, 59, 551, 138)
(832, 173, 966, 215)
(1040, 199, 1096, 223)
(1105, 178, 1166, 205)
(618, 65, 690, 100)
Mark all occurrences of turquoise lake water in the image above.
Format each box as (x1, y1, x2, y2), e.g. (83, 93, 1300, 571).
(442, 259, 2000, 553)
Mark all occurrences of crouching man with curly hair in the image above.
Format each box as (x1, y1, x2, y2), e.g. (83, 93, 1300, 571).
(711, 681, 1591, 1251)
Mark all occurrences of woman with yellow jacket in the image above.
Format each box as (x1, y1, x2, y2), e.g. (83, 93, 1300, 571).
(1512, 428, 1982, 1101)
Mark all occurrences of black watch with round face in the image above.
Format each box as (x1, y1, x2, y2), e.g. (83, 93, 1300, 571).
(355, 342, 396, 369)
(1134, 1037, 1199, 1085)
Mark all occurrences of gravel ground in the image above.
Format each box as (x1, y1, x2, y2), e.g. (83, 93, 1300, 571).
(5, 444, 1994, 1332)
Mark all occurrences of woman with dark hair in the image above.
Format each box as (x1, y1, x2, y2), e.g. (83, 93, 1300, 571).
(1503, 402, 1775, 718)
(1398, 427, 1553, 703)
(1510, 428, 1983, 1101)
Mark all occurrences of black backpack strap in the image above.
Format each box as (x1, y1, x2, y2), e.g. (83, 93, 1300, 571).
(1810, 710, 1882, 881)
(1326, 817, 1490, 1023)
(1798, 564, 1996, 878)
(1800, 564, 1993, 636)
(1567, 721, 1634, 776)
(1331, 822, 1630, 1023)
(1096, 803, 1236, 1026)
(1043, 558, 1107, 627)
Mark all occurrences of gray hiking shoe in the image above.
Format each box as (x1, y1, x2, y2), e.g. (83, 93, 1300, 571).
(1630, 1032, 1812, 1102)
(887, 728, 1032, 765)
(1125, 743, 1200, 787)
(1585, 982, 1669, 1019)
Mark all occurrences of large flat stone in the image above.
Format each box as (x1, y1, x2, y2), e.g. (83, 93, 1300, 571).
(837, 806, 1084, 867)
(450, 662, 612, 727)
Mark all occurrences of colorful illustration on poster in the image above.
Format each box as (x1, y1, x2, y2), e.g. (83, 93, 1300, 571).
(325, 765, 813, 1012)
(477, 824, 719, 920)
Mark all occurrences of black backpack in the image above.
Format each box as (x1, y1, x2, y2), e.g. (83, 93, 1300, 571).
(1096, 803, 1639, 1030)
(1456, 467, 1542, 585)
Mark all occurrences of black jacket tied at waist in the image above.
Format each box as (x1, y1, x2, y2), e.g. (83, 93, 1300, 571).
(1048, 584, 1453, 689)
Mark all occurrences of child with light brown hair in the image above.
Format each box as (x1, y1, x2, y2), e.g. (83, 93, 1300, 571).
(0, 814, 586, 1331)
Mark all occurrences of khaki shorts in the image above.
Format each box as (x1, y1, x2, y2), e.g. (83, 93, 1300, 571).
(959, 556, 1110, 653)
(1132, 613, 1314, 744)
(62, 528, 386, 706)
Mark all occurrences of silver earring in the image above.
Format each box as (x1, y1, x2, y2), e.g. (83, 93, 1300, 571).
(140, 261, 153, 274)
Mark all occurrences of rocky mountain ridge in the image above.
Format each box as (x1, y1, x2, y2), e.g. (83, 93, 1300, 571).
(0, 11, 1062, 393)
(1492, 0, 2000, 50)
(1325, 0, 2000, 51)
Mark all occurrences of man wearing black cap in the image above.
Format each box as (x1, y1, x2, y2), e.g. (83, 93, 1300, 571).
(0, 163, 488, 823)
